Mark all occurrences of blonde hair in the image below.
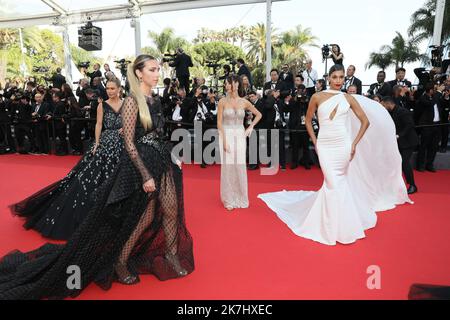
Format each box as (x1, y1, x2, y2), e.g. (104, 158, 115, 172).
(127, 54, 157, 131)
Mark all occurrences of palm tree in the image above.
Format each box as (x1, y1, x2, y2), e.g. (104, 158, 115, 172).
(246, 23, 279, 65)
(365, 52, 393, 71)
(408, 0, 450, 45)
(275, 25, 318, 70)
(366, 32, 426, 70)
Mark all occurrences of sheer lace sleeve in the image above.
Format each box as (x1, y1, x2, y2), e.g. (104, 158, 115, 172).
(122, 96, 152, 183)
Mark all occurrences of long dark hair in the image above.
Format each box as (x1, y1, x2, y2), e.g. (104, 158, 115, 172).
(225, 74, 243, 97)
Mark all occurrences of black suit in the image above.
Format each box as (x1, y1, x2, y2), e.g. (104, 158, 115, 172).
(52, 101, 69, 154)
(390, 106, 419, 186)
(263, 80, 290, 100)
(342, 76, 362, 94)
(32, 101, 52, 153)
(416, 93, 445, 169)
(12, 101, 33, 152)
(285, 96, 311, 168)
(388, 79, 412, 89)
(440, 95, 450, 151)
(50, 73, 66, 89)
(170, 53, 193, 93)
(368, 82, 392, 97)
(279, 71, 294, 91)
(87, 70, 102, 87)
(263, 96, 287, 168)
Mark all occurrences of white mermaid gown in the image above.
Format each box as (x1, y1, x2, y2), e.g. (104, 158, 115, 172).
(258, 91, 412, 245)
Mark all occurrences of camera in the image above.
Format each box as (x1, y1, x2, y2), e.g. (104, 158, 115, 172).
(206, 61, 221, 69)
(32, 66, 49, 73)
(114, 58, 131, 77)
(321, 44, 331, 61)
(78, 61, 90, 68)
(162, 53, 177, 63)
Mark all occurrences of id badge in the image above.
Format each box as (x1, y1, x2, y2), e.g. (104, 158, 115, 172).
(301, 115, 306, 125)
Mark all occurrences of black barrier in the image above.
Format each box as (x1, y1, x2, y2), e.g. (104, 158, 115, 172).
(0, 118, 449, 154)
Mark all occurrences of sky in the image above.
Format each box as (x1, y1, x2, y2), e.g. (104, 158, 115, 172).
(4, 0, 431, 86)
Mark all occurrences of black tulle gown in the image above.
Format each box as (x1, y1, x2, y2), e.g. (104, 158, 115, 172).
(10, 101, 124, 240)
(0, 96, 194, 300)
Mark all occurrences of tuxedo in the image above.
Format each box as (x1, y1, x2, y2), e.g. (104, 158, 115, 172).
(368, 82, 392, 97)
(416, 93, 445, 170)
(263, 80, 290, 100)
(284, 96, 311, 168)
(390, 105, 419, 186)
(263, 96, 287, 168)
(50, 73, 66, 89)
(342, 76, 362, 94)
(32, 101, 52, 153)
(388, 79, 412, 89)
(279, 71, 294, 91)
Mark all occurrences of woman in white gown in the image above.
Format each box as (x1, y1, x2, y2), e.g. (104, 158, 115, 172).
(258, 65, 412, 245)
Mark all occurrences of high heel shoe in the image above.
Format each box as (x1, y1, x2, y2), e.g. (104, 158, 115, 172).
(114, 262, 140, 285)
(165, 253, 188, 277)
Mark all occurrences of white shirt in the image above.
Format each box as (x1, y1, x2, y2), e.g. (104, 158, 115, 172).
(433, 104, 441, 122)
(172, 105, 182, 121)
(302, 69, 318, 89)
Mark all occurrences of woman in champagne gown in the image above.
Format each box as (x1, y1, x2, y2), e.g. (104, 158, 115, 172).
(0, 55, 194, 300)
(217, 75, 262, 211)
(259, 65, 412, 245)
(10, 78, 124, 240)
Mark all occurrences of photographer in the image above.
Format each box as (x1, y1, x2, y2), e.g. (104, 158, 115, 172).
(48, 67, 66, 90)
(416, 82, 447, 172)
(330, 44, 344, 66)
(86, 63, 102, 87)
(440, 78, 450, 153)
(342, 65, 362, 94)
(169, 48, 193, 93)
(76, 78, 90, 108)
(280, 64, 294, 91)
(388, 67, 412, 89)
(0, 93, 15, 153)
(12, 94, 34, 154)
(31, 93, 53, 154)
(237, 58, 253, 87)
(264, 88, 287, 170)
(48, 91, 69, 155)
(367, 71, 392, 97)
(192, 85, 212, 168)
(263, 68, 290, 100)
(302, 60, 318, 97)
(67, 96, 84, 155)
(287, 83, 312, 170)
(80, 88, 100, 140)
(247, 91, 265, 170)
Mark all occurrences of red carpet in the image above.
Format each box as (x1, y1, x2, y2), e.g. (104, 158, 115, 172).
(1, 154, 449, 300)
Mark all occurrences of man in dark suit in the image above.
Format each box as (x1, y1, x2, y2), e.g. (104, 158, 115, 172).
(12, 94, 33, 154)
(248, 91, 265, 170)
(286, 84, 312, 170)
(170, 48, 193, 94)
(86, 63, 102, 87)
(367, 71, 392, 97)
(439, 81, 450, 153)
(49, 67, 66, 90)
(342, 65, 362, 94)
(416, 83, 445, 172)
(263, 89, 287, 170)
(50, 91, 69, 155)
(279, 64, 294, 91)
(263, 69, 290, 100)
(381, 96, 419, 194)
(237, 58, 253, 87)
(388, 67, 412, 89)
(31, 92, 53, 154)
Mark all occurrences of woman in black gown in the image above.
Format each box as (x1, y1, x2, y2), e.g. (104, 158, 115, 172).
(0, 55, 194, 299)
(10, 78, 124, 240)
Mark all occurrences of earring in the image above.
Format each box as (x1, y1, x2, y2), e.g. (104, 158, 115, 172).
(139, 77, 143, 82)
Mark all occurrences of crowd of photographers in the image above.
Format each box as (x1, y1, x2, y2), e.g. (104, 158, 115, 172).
(1, 51, 449, 174)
